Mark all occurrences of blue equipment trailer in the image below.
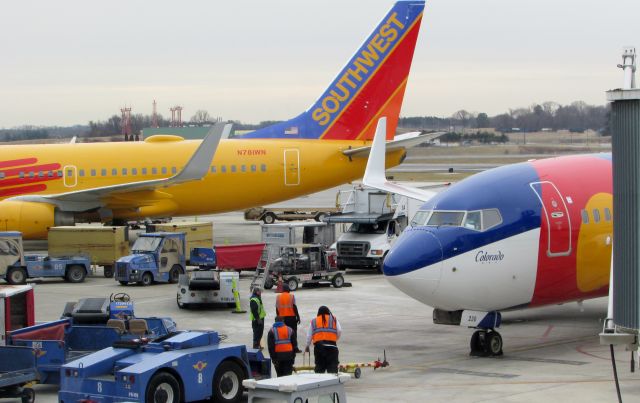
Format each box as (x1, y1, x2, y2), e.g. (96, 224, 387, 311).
(0, 231, 90, 284)
(58, 330, 271, 403)
(6, 294, 176, 385)
(0, 345, 36, 402)
(115, 232, 187, 286)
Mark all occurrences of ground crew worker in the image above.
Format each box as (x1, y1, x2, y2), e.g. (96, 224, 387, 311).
(275, 283, 302, 353)
(249, 287, 266, 349)
(267, 316, 297, 376)
(305, 305, 341, 373)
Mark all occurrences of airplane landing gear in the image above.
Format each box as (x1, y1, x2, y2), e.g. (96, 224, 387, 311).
(470, 329, 503, 357)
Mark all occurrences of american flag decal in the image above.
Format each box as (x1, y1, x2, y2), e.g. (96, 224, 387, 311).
(0, 157, 62, 198)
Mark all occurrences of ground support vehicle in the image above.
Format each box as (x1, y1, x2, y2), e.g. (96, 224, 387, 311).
(146, 221, 213, 264)
(262, 244, 343, 291)
(6, 294, 177, 385)
(327, 186, 408, 272)
(215, 243, 265, 271)
(0, 285, 34, 345)
(0, 346, 36, 403)
(48, 226, 130, 278)
(58, 330, 271, 403)
(115, 232, 186, 286)
(177, 248, 239, 309)
(244, 207, 340, 224)
(0, 232, 90, 284)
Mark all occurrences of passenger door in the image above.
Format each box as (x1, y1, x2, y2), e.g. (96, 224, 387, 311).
(63, 165, 77, 188)
(283, 149, 300, 186)
(530, 181, 572, 256)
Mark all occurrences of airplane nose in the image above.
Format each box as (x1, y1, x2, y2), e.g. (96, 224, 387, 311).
(383, 228, 443, 296)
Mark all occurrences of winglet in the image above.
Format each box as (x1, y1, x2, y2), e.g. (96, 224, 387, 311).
(170, 123, 230, 184)
(363, 117, 439, 202)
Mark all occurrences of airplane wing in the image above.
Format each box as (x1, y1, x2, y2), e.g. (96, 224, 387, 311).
(342, 131, 445, 157)
(363, 118, 440, 202)
(9, 123, 230, 212)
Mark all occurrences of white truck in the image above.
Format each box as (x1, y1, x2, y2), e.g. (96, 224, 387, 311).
(326, 185, 420, 272)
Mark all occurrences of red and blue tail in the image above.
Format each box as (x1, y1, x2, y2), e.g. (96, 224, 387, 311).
(242, 1, 425, 141)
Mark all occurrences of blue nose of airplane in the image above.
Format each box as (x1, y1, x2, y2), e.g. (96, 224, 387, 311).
(383, 227, 443, 276)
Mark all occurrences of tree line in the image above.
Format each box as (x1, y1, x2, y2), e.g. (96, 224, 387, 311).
(400, 101, 609, 134)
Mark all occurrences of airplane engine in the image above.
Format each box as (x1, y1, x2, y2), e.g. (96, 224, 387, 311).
(0, 201, 74, 239)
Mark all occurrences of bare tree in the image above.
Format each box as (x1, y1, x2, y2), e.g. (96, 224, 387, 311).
(190, 110, 211, 124)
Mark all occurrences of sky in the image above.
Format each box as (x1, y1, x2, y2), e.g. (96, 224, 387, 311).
(1, 0, 639, 128)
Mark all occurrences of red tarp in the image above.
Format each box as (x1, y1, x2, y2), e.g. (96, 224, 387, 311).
(215, 243, 265, 271)
(11, 322, 67, 342)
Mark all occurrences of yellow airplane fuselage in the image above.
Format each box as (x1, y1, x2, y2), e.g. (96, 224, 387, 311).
(0, 137, 405, 235)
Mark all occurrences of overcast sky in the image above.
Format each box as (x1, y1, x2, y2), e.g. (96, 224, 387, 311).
(1, 0, 638, 128)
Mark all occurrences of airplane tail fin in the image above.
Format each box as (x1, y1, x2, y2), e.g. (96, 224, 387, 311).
(242, 1, 425, 141)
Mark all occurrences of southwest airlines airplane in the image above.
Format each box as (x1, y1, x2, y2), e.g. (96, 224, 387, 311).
(365, 118, 612, 356)
(0, 1, 433, 239)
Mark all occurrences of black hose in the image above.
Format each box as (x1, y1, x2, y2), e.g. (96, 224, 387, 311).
(610, 344, 622, 403)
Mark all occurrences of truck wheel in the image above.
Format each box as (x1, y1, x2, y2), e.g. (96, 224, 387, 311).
(139, 272, 153, 286)
(377, 253, 388, 274)
(21, 387, 35, 403)
(262, 212, 276, 224)
(332, 274, 344, 288)
(103, 265, 114, 278)
(169, 265, 182, 284)
(145, 371, 180, 403)
(65, 265, 87, 283)
(263, 277, 274, 289)
(6, 267, 27, 285)
(212, 360, 244, 403)
(287, 277, 298, 291)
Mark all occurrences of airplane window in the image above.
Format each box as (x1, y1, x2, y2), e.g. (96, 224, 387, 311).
(593, 209, 601, 223)
(101, 168, 107, 176)
(57, 170, 63, 177)
(112, 168, 118, 176)
(427, 211, 465, 227)
(122, 168, 127, 176)
(161, 167, 167, 174)
(464, 211, 482, 230)
(210, 166, 216, 173)
(231, 165, 237, 173)
(142, 168, 147, 175)
(47, 171, 53, 178)
(0, 172, 4, 179)
(604, 208, 612, 221)
(38, 171, 44, 178)
(411, 210, 431, 226)
(132, 168, 138, 175)
(251, 164, 256, 172)
(29, 171, 35, 179)
(221, 165, 227, 173)
(241, 165, 246, 172)
(66, 170, 72, 177)
(90, 169, 96, 177)
(152, 167, 158, 175)
(261, 164, 266, 172)
(171, 167, 177, 174)
(581, 209, 589, 224)
(482, 209, 502, 230)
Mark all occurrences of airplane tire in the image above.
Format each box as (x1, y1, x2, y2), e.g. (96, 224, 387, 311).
(263, 278, 274, 289)
(145, 371, 180, 403)
(469, 330, 484, 356)
(487, 331, 503, 356)
(66, 265, 86, 283)
(212, 360, 244, 403)
(6, 267, 27, 285)
(103, 265, 114, 278)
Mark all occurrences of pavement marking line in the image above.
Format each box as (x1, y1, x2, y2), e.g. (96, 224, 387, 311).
(135, 296, 175, 304)
(344, 377, 634, 390)
(501, 356, 588, 366)
(541, 324, 554, 339)
(429, 367, 519, 379)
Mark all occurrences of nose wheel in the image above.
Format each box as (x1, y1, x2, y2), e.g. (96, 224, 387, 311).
(470, 329, 503, 357)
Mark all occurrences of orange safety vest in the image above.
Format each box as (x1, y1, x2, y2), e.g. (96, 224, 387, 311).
(311, 314, 338, 344)
(273, 325, 293, 353)
(276, 292, 296, 317)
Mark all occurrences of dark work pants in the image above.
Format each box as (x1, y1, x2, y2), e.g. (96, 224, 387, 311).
(252, 320, 264, 348)
(314, 343, 339, 373)
(283, 316, 298, 349)
(274, 358, 294, 377)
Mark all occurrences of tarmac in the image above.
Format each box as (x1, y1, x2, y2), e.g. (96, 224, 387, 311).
(19, 186, 640, 402)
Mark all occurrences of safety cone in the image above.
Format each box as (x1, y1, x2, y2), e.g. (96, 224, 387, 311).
(276, 274, 283, 293)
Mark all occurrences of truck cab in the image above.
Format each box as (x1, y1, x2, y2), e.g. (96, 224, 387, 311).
(115, 232, 186, 286)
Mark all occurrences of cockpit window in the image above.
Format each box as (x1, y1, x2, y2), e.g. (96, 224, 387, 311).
(411, 208, 502, 231)
(427, 211, 465, 227)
